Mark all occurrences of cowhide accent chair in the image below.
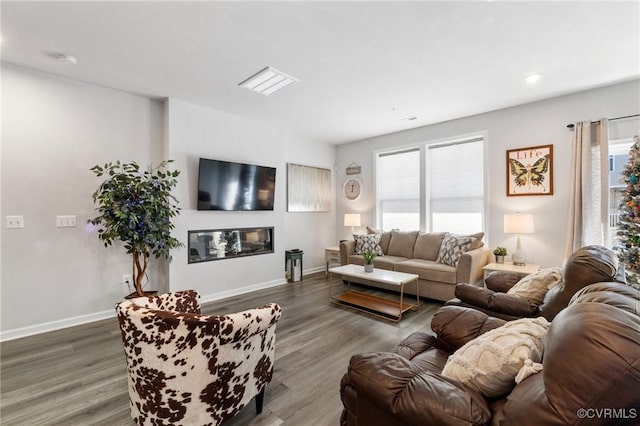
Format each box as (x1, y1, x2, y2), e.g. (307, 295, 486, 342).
(116, 290, 282, 426)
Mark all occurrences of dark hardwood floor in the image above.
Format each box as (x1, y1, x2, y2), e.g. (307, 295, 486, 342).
(1, 272, 441, 425)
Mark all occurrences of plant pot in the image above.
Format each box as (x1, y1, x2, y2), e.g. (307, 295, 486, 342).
(364, 264, 374, 273)
(495, 255, 505, 264)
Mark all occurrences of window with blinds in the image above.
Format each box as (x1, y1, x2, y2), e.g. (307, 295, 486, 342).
(375, 135, 485, 233)
(428, 138, 484, 234)
(376, 148, 420, 231)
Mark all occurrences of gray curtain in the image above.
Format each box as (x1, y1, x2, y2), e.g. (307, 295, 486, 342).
(565, 119, 609, 257)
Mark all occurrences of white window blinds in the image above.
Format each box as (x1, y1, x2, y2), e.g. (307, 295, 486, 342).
(428, 138, 484, 234)
(377, 148, 420, 231)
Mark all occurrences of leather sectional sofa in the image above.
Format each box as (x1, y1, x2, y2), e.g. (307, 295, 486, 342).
(447, 245, 626, 321)
(339, 230, 491, 301)
(340, 280, 640, 425)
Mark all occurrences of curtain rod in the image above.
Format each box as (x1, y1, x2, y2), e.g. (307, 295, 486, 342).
(566, 113, 640, 129)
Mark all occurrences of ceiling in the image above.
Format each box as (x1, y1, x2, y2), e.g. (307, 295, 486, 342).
(1, 1, 638, 145)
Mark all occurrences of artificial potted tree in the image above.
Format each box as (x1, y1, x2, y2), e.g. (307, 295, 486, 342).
(89, 160, 184, 298)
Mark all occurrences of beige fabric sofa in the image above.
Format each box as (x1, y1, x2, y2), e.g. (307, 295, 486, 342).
(339, 230, 491, 301)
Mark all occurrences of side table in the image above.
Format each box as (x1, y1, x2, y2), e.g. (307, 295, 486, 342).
(483, 262, 540, 281)
(325, 246, 341, 278)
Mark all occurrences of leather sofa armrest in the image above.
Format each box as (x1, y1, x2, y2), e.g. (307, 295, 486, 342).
(484, 271, 523, 292)
(430, 306, 506, 351)
(391, 331, 438, 360)
(346, 352, 491, 426)
(456, 246, 491, 285)
(455, 284, 538, 317)
(340, 240, 356, 265)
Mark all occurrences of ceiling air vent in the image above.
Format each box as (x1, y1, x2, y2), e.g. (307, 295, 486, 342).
(239, 66, 299, 96)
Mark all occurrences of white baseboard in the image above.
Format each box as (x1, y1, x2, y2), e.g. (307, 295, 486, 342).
(1, 272, 326, 342)
(0, 309, 116, 342)
(199, 277, 288, 304)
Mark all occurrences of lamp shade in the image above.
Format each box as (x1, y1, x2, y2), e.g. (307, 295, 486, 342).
(344, 213, 361, 227)
(504, 213, 534, 234)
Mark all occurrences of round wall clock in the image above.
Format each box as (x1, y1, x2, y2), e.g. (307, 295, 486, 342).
(343, 178, 362, 201)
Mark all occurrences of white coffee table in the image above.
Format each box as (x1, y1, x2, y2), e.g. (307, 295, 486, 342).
(329, 264, 419, 322)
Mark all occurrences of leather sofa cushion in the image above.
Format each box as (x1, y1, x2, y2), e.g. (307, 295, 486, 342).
(387, 230, 419, 258)
(395, 259, 457, 284)
(413, 232, 447, 260)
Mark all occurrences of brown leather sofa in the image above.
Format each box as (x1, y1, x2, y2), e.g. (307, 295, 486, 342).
(446, 245, 624, 321)
(340, 281, 640, 425)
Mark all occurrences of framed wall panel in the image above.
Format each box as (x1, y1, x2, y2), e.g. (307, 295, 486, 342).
(287, 163, 331, 212)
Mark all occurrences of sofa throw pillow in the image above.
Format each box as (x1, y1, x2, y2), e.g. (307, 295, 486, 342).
(455, 232, 485, 250)
(436, 233, 473, 267)
(353, 233, 384, 256)
(441, 316, 550, 398)
(366, 226, 392, 254)
(507, 267, 563, 305)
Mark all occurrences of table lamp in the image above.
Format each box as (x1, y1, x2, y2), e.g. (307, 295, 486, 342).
(344, 213, 361, 235)
(504, 213, 534, 266)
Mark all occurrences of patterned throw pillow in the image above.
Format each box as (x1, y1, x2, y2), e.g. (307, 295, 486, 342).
(441, 317, 549, 397)
(436, 233, 473, 267)
(507, 267, 563, 305)
(353, 233, 384, 256)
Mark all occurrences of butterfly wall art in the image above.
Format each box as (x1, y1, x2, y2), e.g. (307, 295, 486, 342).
(506, 144, 553, 196)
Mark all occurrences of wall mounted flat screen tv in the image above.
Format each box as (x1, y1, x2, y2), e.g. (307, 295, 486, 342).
(197, 158, 276, 211)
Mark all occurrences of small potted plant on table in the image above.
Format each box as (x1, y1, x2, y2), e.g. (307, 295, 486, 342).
(362, 251, 376, 272)
(493, 246, 507, 264)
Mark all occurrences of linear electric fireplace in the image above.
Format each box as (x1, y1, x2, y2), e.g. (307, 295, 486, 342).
(188, 227, 274, 264)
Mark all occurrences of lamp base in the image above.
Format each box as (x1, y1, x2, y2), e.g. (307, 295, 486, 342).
(512, 250, 526, 266)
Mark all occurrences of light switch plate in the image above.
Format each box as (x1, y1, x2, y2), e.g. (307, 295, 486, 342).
(56, 215, 77, 228)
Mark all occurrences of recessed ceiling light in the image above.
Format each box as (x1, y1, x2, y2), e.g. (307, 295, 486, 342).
(525, 73, 542, 84)
(239, 66, 299, 96)
(54, 53, 78, 65)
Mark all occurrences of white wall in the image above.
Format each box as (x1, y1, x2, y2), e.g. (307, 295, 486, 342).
(1, 66, 336, 339)
(1, 64, 166, 337)
(166, 99, 336, 302)
(336, 80, 640, 268)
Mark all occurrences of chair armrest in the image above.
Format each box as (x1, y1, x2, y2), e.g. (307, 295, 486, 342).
(218, 303, 282, 344)
(340, 240, 356, 265)
(430, 306, 506, 351)
(456, 246, 491, 285)
(346, 352, 491, 425)
(485, 271, 523, 292)
(455, 284, 538, 317)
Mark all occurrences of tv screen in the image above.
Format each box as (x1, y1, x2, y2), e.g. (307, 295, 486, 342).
(197, 158, 276, 211)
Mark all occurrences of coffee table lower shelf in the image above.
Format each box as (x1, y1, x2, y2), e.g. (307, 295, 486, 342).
(331, 290, 416, 321)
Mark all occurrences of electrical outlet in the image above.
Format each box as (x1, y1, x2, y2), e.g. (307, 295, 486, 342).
(6, 216, 24, 229)
(123, 274, 133, 286)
